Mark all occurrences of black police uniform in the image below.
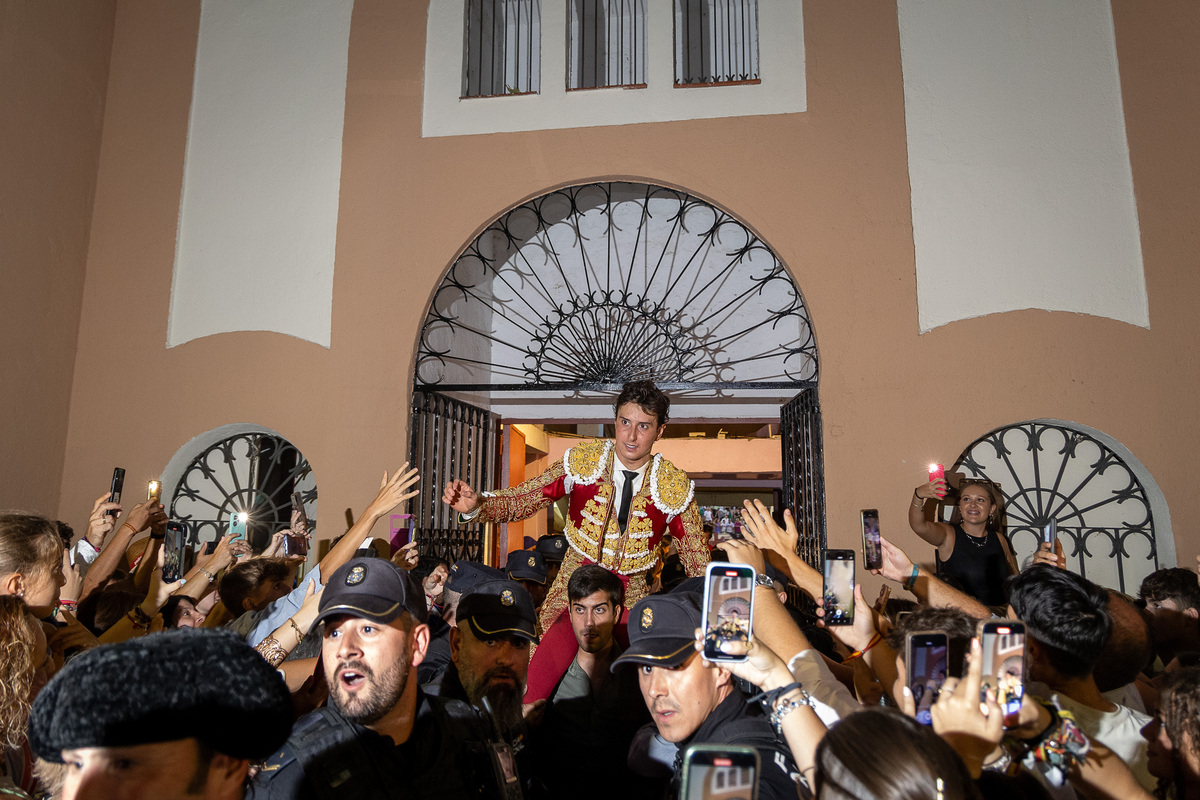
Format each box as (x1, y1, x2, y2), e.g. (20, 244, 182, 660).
(670, 688, 800, 800)
(247, 688, 523, 800)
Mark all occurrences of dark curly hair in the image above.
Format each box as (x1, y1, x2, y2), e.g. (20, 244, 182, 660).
(613, 381, 670, 426)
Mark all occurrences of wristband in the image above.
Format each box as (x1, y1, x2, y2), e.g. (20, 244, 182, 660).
(845, 632, 882, 661)
(120, 523, 137, 536)
(902, 564, 920, 591)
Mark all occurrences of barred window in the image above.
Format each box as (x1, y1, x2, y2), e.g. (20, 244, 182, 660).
(568, 0, 648, 90)
(463, 0, 541, 98)
(674, 0, 760, 86)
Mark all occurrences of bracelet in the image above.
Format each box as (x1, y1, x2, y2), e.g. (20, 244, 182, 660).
(288, 618, 304, 641)
(126, 606, 152, 630)
(768, 688, 815, 734)
(200, 569, 216, 583)
(902, 564, 920, 591)
(255, 636, 289, 668)
(120, 523, 137, 536)
(845, 632, 882, 661)
(912, 495, 926, 509)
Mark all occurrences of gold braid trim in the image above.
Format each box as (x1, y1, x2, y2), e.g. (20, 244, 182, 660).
(478, 459, 567, 523)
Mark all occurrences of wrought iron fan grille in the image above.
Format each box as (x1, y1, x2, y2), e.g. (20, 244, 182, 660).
(169, 432, 316, 552)
(952, 421, 1156, 594)
(415, 182, 817, 396)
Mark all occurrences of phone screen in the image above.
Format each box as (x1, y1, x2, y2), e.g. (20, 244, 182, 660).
(906, 632, 949, 726)
(860, 509, 882, 570)
(979, 620, 1026, 725)
(284, 533, 309, 557)
(680, 745, 759, 800)
(822, 550, 855, 625)
(108, 468, 126, 517)
(702, 563, 755, 661)
(163, 522, 187, 583)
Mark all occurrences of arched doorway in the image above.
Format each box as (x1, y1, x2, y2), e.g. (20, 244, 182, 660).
(408, 182, 822, 564)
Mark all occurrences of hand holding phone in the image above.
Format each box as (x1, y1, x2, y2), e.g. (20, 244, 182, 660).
(905, 631, 949, 726)
(702, 562, 755, 662)
(822, 550, 855, 625)
(228, 511, 248, 542)
(861, 509, 882, 570)
(978, 620, 1026, 726)
(680, 745, 759, 800)
(927, 464, 947, 498)
(1042, 518, 1057, 546)
(147, 480, 161, 503)
(162, 521, 187, 583)
(107, 468, 126, 517)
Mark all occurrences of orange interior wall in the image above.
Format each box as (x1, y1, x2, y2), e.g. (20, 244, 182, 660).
(505, 425, 526, 555)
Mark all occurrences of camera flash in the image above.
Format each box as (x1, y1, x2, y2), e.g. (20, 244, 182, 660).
(237, 512, 248, 523)
(928, 463, 939, 471)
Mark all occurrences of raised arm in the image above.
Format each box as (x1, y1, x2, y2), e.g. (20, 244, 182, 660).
(877, 536, 992, 618)
(79, 500, 165, 600)
(909, 478, 954, 548)
(316, 465, 420, 578)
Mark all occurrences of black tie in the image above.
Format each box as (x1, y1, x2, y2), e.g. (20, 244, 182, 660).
(618, 470, 638, 533)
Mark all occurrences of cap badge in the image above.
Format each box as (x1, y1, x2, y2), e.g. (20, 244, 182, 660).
(501, 589, 514, 606)
(641, 606, 653, 631)
(346, 566, 365, 586)
(527, 556, 536, 567)
(555, 540, 563, 550)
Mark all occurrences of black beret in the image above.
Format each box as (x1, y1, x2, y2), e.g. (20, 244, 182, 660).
(29, 629, 293, 762)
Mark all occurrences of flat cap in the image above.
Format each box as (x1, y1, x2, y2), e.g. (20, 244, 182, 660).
(29, 629, 292, 762)
(315, 557, 428, 627)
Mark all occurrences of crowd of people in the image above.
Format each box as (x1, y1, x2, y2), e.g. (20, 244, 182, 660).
(0, 381, 1197, 800)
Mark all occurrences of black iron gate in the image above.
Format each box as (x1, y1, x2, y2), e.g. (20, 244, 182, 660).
(408, 391, 500, 563)
(780, 386, 826, 566)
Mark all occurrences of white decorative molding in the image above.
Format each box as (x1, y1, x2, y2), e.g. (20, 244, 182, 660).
(169, 0, 352, 348)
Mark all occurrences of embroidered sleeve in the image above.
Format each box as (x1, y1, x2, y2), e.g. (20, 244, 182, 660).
(477, 460, 568, 524)
(671, 501, 710, 577)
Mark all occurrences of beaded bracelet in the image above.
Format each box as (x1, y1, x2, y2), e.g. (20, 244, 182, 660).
(768, 688, 816, 735)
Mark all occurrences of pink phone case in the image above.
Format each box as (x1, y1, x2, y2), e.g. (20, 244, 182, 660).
(928, 464, 946, 497)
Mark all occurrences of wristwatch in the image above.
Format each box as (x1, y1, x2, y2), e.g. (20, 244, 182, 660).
(754, 572, 775, 588)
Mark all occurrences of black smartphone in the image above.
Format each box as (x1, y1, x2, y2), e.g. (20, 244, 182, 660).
(905, 631, 949, 726)
(701, 562, 755, 662)
(978, 619, 1026, 726)
(163, 521, 187, 583)
(285, 492, 310, 557)
(861, 508, 882, 570)
(108, 468, 126, 517)
(680, 744, 759, 800)
(1042, 518, 1057, 546)
(822, 549, 855, 625)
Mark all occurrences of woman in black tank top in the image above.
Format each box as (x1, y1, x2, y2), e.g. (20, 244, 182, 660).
(908, 477, 1017, 607)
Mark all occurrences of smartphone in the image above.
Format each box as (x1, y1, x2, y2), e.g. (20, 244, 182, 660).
(163, 521, 187, 583)
(1042, 518, 1057, 546)
(822, 550, 855, 625)
(108, 468, 126, 517)
(680, 744, 759, 800)
(390, 513, 413, 550)
(147, 480, 161, 503)
(928, 463, 946, 497)
(702, 562, 755, 662)
(978, 620, 1026, 726)
(860, 508, 882, 570)
(905, 631, 949, 726)
(228, 511, 248, 542)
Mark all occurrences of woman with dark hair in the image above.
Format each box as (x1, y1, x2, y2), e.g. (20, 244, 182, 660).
(814, 708, 983, 800)
(909, 476, 1017, 606)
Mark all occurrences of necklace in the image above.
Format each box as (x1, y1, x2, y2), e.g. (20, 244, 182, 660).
(963, 528, 989, 548)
